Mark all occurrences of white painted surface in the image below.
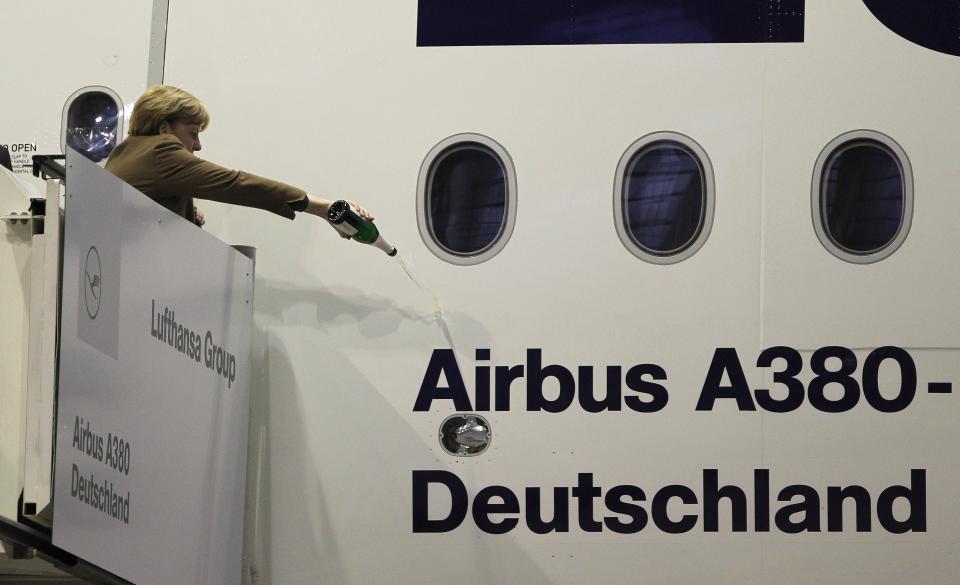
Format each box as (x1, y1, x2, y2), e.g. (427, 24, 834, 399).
(0, 1, 957, 583)
(0, 170, 35, 522)
(157, 1, 959, 584)
(22, 180, 60, 517)
(0, 1, 152, 181)
(761, 1, 960, 349)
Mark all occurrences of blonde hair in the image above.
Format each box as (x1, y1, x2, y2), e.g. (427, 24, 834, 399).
(128, 85, 210, 136)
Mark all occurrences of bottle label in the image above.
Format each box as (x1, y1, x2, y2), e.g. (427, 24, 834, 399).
(334, 222, 359, 236)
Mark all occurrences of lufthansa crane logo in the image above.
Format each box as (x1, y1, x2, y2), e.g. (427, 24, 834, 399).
(84, 246, 102, 319)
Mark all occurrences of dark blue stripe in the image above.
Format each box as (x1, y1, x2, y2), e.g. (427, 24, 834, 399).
(417, 0, 804, 47)
(862, 1, 960, 58)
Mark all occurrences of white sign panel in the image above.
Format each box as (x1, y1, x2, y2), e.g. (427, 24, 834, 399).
(53, 149, 253, 585)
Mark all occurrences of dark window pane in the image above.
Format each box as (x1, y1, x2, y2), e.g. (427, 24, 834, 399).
(429, 146, 506, 255)
(624, 143, 705, 255)
(66, 92, 119, 163)
(822, 142, 903, 253)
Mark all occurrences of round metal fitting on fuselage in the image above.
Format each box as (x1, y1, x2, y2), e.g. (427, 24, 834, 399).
(439, 414, 492, 457)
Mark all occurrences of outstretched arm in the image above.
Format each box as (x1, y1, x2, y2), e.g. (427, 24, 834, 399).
(153, 138, 307, 219)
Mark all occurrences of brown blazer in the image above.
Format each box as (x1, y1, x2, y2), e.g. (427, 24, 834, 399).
(105, 134, 307, 222)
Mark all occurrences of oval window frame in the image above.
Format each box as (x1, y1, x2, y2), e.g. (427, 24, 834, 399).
(613, 132, 716, 265)
(811, 130, 913, 264)
(417, 133, 517, 266)
(60, 86, 125, 162)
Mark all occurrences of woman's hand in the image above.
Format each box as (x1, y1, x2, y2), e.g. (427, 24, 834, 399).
(193, 206, 205, 227)
(304, 195, 375, 239)
(347, 200, 373, 221)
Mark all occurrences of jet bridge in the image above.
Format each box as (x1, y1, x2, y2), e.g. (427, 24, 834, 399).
(0, 150, 256, 585)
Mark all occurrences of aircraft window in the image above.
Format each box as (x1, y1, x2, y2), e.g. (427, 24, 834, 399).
(61, 86, 124, 163)
(614, 132, 715, 264)
(418, 134, 517, 265)
(812, 131, 913, 264)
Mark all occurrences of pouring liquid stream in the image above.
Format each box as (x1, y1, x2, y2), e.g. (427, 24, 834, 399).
(393, 255, 457, 349)
(394, 255, 444, 320)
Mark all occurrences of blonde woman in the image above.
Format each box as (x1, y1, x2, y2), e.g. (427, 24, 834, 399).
(106, 85, 370, 230)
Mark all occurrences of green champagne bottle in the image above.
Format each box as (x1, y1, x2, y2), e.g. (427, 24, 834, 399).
(327, 200, 397, 256)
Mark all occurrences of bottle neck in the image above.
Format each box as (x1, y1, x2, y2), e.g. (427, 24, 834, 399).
(372, 235, 397, 256)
